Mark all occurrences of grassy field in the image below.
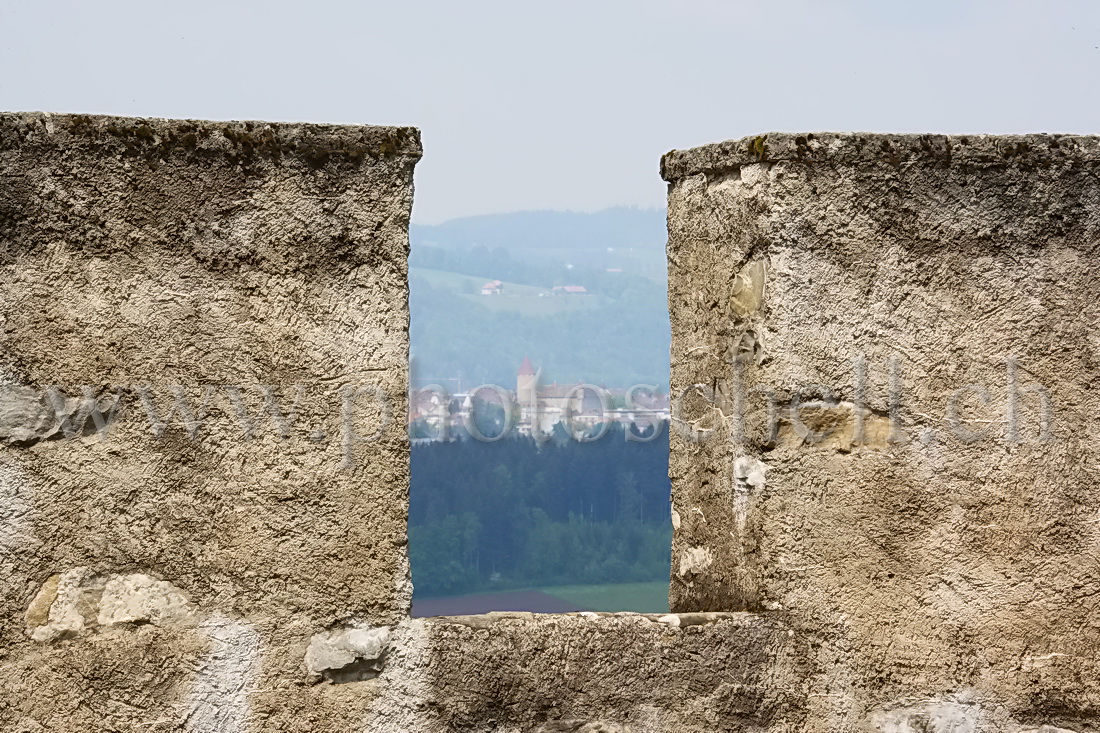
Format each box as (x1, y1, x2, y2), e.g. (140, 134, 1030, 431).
(537, 581, 669, 613)
(411, 266, 600, 315)
(411, 581, 670, 614)
(532, 246, 667, 283)
(411, 267, 546, 296)
(457, 292, 598, 315)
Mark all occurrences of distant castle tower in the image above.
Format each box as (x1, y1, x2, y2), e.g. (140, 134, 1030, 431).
(516, 356, 538, 408)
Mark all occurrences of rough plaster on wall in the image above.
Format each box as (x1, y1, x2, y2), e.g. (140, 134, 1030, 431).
(185, 615, 262, 733)
(3, 116, 1098, 732)
(20, 570, 259, 731)
(362, 612, 810, 733)
(353, 614, 1099, 733)
(676, 545, 714, 578)
(869, 698, 981, 733)
(664, 132, 1100, 731)
(0, 112, 420, 732)
(0, 460, 34, 591)
(360, 619, 434, 733)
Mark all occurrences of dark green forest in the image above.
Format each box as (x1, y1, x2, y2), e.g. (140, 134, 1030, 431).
(409, 422, 672, 597)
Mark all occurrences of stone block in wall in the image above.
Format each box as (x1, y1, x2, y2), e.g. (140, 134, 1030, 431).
(362, 612, 811, 733)
(663, 133, 1100, 730)
(0, 112, 419, 730)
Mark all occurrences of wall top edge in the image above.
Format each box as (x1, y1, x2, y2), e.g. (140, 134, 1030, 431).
(660, 131, 1100, 182)
(0, 111, 423, 161)
(419, 610, 770, 631)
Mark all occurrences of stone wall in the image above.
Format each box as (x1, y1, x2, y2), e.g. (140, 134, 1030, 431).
(3, 116, 1098, 732)
(361, 612, 808, 732)
(0, 113, 420, 730)
(664, 133, 1100, 731)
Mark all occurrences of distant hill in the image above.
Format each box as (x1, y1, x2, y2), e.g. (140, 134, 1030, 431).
(412, 206, 666, 251)
(409, 207, 670, 389)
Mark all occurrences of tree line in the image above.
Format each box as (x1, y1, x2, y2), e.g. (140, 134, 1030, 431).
(410, 422, 672, 597)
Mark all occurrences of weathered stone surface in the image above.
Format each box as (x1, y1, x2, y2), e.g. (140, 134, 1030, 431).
(6, 116, 1098, 731)
(305, 622, 390, 683)
(664, 133, 1100, 730)
(362, 612, 811, 733)
(0, 112, 419, 730)
(24, 567, 197, 642)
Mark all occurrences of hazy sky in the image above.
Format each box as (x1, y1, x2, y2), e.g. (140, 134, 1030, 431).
(2, 0, 1098, 223)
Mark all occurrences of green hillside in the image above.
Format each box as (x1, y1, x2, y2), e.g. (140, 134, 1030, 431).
(411, 267, 601, 316)
(539, 582, 669, 613)
(411, 267, 545, 296)
(409, 208, 670, 388)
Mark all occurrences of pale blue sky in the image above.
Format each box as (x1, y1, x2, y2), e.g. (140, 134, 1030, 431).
(2, 0, 1098, 223)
